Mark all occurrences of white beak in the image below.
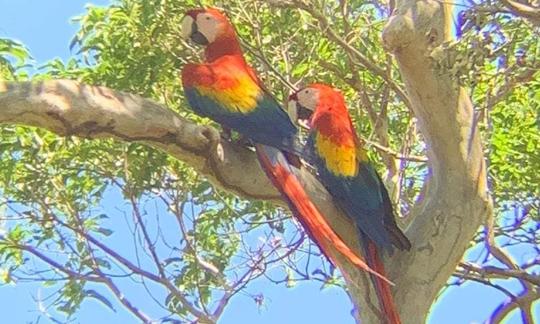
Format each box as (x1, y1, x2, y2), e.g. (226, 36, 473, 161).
(287, 100, 298, 124)
(181, 15, 194, 40)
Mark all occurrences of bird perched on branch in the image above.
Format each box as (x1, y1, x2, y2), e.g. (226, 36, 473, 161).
(289, 83, 411, 324)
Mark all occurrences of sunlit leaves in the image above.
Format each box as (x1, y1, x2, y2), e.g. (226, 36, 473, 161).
(489, 84, 540, 205)
(57, 280, 86, 315)
(0, 38, 30, 79)
(432, 2, 540, 214)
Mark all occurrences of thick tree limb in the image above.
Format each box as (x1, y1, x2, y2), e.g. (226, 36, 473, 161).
(499, 0, 540, 25)
(0, 81, 363, 251)
(0, 80, 278, 201)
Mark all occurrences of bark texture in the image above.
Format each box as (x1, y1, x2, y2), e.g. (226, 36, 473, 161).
(0, 80, 278, 200)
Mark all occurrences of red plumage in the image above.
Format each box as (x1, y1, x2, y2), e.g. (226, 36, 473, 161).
(181, 63, 215, 88)
(181, 8, 387, 285)
(308, 84, 359, 147)
(366, 240, 401, 324)
(182, 56, 256, 88)
(255, 144, 391, 285)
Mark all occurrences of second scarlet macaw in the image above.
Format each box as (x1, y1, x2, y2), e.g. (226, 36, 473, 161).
(180, 8, 386, 282)
(289, 83, 411, 324)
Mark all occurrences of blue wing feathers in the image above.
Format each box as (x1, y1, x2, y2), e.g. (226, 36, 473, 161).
(184, 87, 302, 155)
(306, 135, 394, 251)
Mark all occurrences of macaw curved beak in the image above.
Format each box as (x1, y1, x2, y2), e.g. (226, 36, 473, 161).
(287, 99, 299, 123)
(181, 15, 209, 46)
(297, 104, 314, 121)
(287, 94, 313, 127)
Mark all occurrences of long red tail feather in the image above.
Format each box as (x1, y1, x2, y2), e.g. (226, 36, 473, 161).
(365, 239, 401, 324)
(254, 144, 391, 284)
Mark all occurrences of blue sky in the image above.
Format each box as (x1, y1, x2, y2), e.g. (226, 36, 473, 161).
(0, 1, 537, 323)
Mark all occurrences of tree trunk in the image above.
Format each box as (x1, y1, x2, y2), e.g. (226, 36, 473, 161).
(335, 0, 493, 322)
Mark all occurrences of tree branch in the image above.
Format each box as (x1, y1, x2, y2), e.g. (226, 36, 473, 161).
(459, 262, 540, 286)
(1, 235, 153, 323)
(499, 0, 540, 25)
(0, 80, 278, 201)
(96, 271, 154, 324)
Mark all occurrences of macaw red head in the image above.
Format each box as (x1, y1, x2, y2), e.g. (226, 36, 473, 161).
(181, 8, 234, 46)
(288, 83, 347, 128)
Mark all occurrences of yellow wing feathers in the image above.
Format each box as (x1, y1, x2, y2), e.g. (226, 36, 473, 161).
(315, 133, 358, 177)
(196, 74, 261, 114)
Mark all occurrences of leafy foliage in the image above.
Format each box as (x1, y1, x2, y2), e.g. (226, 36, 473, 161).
(0, 0, 538, 322)
(0, 38, 30, 80)
(448, 3, 540, 212)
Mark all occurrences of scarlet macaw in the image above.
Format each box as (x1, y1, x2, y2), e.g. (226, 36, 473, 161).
(180, 8, 386, 281)
(288, 83, 411, 324)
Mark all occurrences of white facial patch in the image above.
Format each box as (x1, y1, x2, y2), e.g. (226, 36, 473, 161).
(296, 88, 319, 112)
(196, 13, 220, 43)
(181, 15, 194, 39)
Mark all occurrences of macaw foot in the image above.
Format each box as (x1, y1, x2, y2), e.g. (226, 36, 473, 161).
(284, 152, 302, 168)
(236, 134, 253, 148)
(220, 127, 233, 141)
(219, 129, 253, 149)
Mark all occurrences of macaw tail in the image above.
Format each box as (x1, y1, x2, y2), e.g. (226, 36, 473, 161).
(254, 144, 391, 284)
(364, 237, 401, 324)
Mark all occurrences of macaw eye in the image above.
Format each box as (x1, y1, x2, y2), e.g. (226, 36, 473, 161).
(304, 90, 309, 94)
(205, 16, 211, 20)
